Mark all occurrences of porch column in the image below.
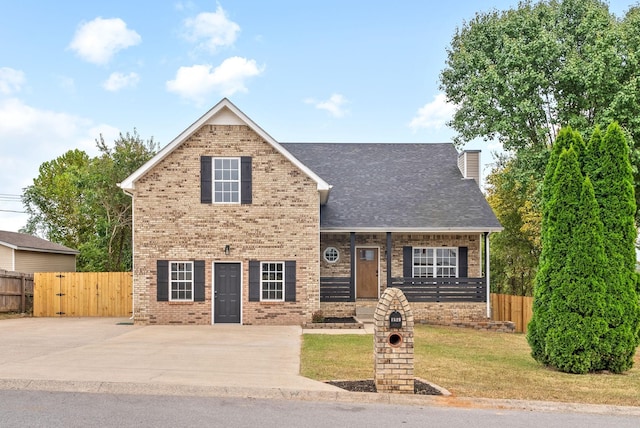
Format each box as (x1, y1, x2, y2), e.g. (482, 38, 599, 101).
(485, 232, 491, 318)
(350, 232, 356, 302)
(386, 232, 392, 289)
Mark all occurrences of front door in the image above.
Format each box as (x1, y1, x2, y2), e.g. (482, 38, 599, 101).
(214, 263, 241, 323)
(356, 248, 379, 298)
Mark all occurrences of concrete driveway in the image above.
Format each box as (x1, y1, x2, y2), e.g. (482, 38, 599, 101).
(0, 318, 337, 392)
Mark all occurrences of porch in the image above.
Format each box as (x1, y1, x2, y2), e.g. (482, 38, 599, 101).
(319, 231, 492, 322)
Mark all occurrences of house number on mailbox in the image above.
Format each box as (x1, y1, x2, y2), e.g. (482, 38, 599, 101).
(389, 310, 402, 329)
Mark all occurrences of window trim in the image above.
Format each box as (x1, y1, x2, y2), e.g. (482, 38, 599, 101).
(213, 157, 241, 204)
(412, 247, 458, 278)
(169, 261, 194, 302)
(260, 261, 285, 302)
(323, 246, 340, 263)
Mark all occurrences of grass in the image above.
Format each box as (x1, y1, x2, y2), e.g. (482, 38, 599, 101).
(0, 312, 27, 320)
(301, 325, 640, 407)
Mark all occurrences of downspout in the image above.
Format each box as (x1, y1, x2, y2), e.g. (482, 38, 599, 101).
(485, 232, 491, 318)
(121, 187, 135, 320)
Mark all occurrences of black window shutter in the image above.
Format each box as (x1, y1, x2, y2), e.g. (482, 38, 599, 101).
(241, 156, 252, 204)
(157, 260, 169, 301)
(458, 247, 468, 278)
(402, 246, 413, 278)
(194, 260, 205, 301)
(285, 261, 296, 302)
(201, 156, 212, 204)
(249, 260, 260, 301)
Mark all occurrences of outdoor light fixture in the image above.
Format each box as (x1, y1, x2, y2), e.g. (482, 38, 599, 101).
(224, 244, 231, 255)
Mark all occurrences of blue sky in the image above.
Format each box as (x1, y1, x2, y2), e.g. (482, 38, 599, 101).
(0, 0, 636, 232)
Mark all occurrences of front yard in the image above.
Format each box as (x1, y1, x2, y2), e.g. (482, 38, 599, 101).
(301, 325, 640, 407)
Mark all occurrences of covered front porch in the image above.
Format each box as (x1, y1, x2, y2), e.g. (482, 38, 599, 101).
(318, 231, 492, 322)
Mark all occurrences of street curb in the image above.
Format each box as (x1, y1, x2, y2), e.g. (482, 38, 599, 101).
(1, 378, 638, 416)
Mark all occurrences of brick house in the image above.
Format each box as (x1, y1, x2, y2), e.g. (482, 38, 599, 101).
(119, 98, 501, 325)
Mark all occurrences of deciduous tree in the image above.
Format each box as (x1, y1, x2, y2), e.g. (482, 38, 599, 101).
(22, 130, 156, 271)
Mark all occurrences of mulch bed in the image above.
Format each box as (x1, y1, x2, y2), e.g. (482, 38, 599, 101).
(321, 317, 358, 323)
(327, 379, 442, 395)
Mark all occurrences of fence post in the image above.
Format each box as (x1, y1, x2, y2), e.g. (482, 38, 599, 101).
(21, 274, 26, 313)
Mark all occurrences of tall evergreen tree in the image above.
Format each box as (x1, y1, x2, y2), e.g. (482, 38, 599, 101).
(544, 176, 608, 373)
(584, 122, 640, 372)
(528, 146, 584, 365)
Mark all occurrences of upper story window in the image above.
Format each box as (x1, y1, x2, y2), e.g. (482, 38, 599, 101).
(214, 158, 240, 203)
(201, 156, 252, 205)
(412, 248, 457, 278)
(170, 261, 194, 301)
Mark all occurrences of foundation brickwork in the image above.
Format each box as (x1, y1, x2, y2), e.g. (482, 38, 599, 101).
(374, 287, 414, 394)
(132, 125, 320, 325)
(319, 301, 356, 317)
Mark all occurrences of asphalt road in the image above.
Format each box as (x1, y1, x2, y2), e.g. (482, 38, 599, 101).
(1, 390, 638, 428)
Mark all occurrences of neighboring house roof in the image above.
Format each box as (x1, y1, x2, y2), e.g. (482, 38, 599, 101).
(0, 230, 79, 255)
(119, 98, 332, 204)
(283, 143, 502, 232)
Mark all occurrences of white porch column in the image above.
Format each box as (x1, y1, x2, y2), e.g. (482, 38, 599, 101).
(485, 232, 491, 318)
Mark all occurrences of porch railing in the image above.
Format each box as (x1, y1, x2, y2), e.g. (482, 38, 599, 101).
(390, 277, 486, 302)
(320, 277, 353, 302)
(319, 276, 487, 303)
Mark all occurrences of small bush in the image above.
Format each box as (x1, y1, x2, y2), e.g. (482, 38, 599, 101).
(312, 310, 325, 323)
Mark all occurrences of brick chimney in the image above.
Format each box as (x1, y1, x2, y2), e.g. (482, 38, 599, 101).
(458, 150, 481, 186)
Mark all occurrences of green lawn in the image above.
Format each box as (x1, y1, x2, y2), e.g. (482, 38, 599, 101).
(301, 325, 640, 407)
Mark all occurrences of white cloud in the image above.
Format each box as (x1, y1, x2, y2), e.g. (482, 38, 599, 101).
(166, 57, 263, 105)
(0, 98, 84, 140)
(68, 17, 141, 65)
(175, 1, 195, 11)
(0, 67, 26, 95)
(103, 72, 140, 91)
(0, 99, 119, 232)
(409, 93, 457, 131)
(0, 98, 114, 200)
(183, 6, 240, 53)
(306, 93, 349, 118)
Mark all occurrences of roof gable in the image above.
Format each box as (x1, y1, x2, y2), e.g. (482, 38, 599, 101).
(119, 98, 331, 202)
(0, 230, 79, 255)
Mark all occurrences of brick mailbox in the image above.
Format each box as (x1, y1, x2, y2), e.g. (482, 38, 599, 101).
(374, 287, 414, 394)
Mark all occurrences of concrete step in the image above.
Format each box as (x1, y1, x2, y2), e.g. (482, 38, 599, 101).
(355, 305, 375, 323)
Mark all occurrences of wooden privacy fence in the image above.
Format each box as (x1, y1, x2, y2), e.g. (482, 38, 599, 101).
(34, 272, 132, 317)
(0, 270, 34, 313)
(490, 293, 533, 333)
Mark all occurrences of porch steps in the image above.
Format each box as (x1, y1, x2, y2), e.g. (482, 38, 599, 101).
(355, 304, 376, 324)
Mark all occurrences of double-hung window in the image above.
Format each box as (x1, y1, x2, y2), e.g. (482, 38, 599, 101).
(412, 248, 457, 278)
(261, 262, 284, 301)
(214, 158, 240, 203)
(170, 261, 193, 301)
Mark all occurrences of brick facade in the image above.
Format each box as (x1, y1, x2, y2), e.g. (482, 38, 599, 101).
(131, 124, 320, 325)
(124, 101, 496, 327)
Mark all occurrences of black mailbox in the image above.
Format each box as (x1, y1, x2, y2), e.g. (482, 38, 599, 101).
(389, 310, 402, 329)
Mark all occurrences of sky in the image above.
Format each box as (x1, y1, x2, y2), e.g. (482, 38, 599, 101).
(0, 0, 636, 233)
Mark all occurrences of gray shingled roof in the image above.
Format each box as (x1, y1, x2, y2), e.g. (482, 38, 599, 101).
(0, 230, 79, 255)
(282, 143, 502, 231)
